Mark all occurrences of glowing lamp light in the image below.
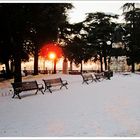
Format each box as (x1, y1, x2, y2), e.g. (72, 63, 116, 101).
(49, 52, 56, 60)
(40, 43, 63, 74)
(40, 43, 63, 60)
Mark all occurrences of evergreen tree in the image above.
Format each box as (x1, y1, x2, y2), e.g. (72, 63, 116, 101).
(122, 3, 140, 72)
(0, 3, 72, 81)
(85, 12, 118, 71)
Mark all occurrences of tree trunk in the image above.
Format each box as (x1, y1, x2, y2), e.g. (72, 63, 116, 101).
(80, 60, 83, 73)
(5, 60, 10, 79)
(10, 60, 14, 73)
(104, 56, 107, 71)
(108, 57, 111, 71)
(131, 60, 135, 73)
(131, 4, 135, 73)
(14, 55, 22, 83)
(70, 61, 73, 71)
(103, 44, 107, 71)
(99, 53, 103, 72)
(53, 59, 57, 74)
(13, 37, 22, 83)
(34, 45, 39, 75)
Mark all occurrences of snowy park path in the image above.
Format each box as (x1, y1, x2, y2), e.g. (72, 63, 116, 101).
(0, 73, 140, 137)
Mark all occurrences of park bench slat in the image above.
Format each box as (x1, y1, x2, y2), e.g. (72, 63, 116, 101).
(42, 78, 68, 93)
(11, 80, 44, 99)
(94, 72, 104, 81)
(81, 74, 97, 84)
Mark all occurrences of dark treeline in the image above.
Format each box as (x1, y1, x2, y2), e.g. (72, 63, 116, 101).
(0, 3, 140, 82)
(60, 3, 140, 73)
(0, 3, 72, 82)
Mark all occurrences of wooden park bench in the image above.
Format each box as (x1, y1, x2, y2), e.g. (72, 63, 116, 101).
(11, 81, 44, 99)
(81, 73, 97, 84)
(122, 72, 131, 76)
(42, 78, 68, 93)
(104, 70, 113, 80)
(69, 71, 81, 75)
(94, 72, 104, 81)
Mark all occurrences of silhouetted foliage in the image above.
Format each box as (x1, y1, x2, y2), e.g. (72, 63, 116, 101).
(0, 3, 73, 81)
(84, 12, 118, 71)
(59, 21, 96, 72)
(122, 3, 140, 72)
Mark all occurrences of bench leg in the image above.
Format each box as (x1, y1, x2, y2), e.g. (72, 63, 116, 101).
(107, 75, 111, 80)
(60, 84, 68, 89)
(92, 78, 97, 82)
(82, 80, 89, 84)
(44, 87, 47, 92)
(85, 81, 89, 85)
(36, 89, 44, 95)
(12, 94, 15, 98)
(12, 92, 21, 99)
(44, 86, 52, 93)
(35, 89, 38, 94)
(48, 88, 52, 93)
(89, 79, 94, 84)
(65, 85, 68, 89)
(96, 78, 100, 82)
(17, 94, 21, 99)
(40, 90, 44, 94)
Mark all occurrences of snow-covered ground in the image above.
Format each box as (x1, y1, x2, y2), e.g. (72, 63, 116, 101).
(0, 73, 140, 137)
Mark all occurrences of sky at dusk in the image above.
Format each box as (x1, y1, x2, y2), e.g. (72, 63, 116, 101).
(68, 1, 127, 23)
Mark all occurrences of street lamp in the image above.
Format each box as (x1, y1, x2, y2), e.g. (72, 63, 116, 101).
(40, 43, 63, 74)
(49, 53, 56, 60)
(48, 52, 57, 74)
(99, 41, 103, 72)
(106, 40, 111, 46)
(106, 41, 112, 71)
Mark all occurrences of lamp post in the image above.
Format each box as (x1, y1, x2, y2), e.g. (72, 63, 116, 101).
(106, 40, 112, 71)
(99, 42, 103, 72)
(40, 43, 62, 74)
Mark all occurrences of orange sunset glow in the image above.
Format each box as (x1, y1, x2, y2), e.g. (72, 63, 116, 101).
(40, 43, 63, 60)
